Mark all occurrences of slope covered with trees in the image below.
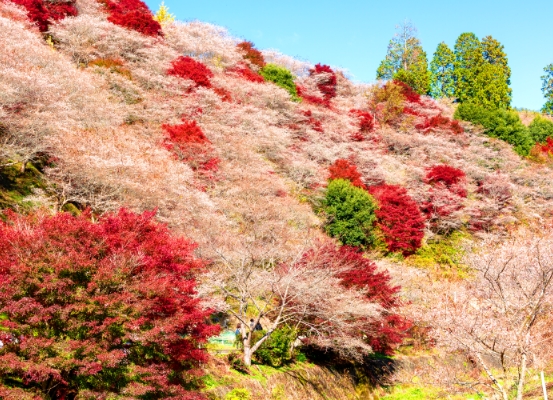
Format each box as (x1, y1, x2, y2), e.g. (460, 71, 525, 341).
(1, 1, 553, 398)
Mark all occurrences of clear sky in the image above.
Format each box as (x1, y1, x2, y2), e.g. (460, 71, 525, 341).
(145, 0, 553, 111)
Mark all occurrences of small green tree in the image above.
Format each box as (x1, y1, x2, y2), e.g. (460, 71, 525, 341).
(430, 42, 455, 98)
(376, 21, 430, 95)
(529, 115, 553, 143)
(324, 179, 378, 247)
(259, 63, 300, 101)
(542, 63, 553, 115)
(153, 1, 175, 26)
(454, 102, 533, 156)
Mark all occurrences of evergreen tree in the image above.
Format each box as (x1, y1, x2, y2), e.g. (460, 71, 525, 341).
(453, 33, 512, 109)
(453, 32, 483, 104)
(430, 42, 455, 98)
(542, 63, 553, 115)
(376, 21, 430, 94)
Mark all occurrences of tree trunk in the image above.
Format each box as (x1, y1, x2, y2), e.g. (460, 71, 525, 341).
(20, 161, 26, 173)
(243, 345, 252, 367)
(475, 352, 508, 400)
(517, 351, 528, 400)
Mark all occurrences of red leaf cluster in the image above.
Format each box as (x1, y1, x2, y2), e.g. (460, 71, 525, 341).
(310, 64, 337, 100)
(302, 110, 324, 133)
(328, 159, 365, 189)
(350, 109, 374, 139)
(236, 41, 266, 68)
(162, 120, 220, 179)
(168, 56, 214, 89)
(212, 87, 232, 102)
(368, 184, 426, 256)
(296, 85, 331, 108)
(425, 164, 467, 197)
(0, 209, 216, 398)
(101, 0, 162, 36)
(416, 114, 464, 134)
(227, 63, 265, 83)
(539, 137, 553, 154)
(302, 244, 411, 355)
(11, 0, 77, 32)
(392, 80, 421, 103)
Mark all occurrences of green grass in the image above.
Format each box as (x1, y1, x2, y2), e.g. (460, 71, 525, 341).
(381, 385, 484, 400)
(0, 162, 48, 211)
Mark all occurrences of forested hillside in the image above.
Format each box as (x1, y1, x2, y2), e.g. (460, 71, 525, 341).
(0, 1, 553, 399)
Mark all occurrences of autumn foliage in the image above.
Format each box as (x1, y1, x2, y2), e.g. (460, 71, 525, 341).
(425, 164, 467, 197)
(416, 114, 464, 134)
(227, 63, 265, 83)
(368, 184, 426, 255)
(328, 158, 366, 189)
(101, 0, 162, 36)
(393, 80, 421, 103)
(310, 64, 337, 100)
(168, 56, 214, 89)
(236, 41, 265, 68)
(0, 209, 216, 399)
(11, 0, 77, 32)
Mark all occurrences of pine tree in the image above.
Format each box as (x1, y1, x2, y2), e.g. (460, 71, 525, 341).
(542, 63, 553, 115)
(480, 35, 511, 107)
(376, 21, 430, 95)
(430, 42, 455, 98)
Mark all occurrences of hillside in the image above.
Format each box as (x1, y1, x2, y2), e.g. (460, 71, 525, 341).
(1, 0, 553, 399)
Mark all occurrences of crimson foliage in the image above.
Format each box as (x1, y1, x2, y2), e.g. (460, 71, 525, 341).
(302, 110, 324, 133)
(11, 0, 77, 32)
(416, 114, 464, 134)
(227, 63, 265, 83)
(393, 80, 421, 103)
(236, 41, 265, 68)
(350, 109, 375, 133)
(425, 164, 467, 198)
(310, 64, 337, 100)
(302, 244, 410, 355)
(328, 159, 366, 189)
(0, 209, 216, 399)
(168, 56, 214, 89)
(102, 0, 162, 36)
(296, 85, 331, 108)
(368, 184, 425, 255)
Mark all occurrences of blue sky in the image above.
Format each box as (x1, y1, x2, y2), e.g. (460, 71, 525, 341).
(145, 0, 553, 110)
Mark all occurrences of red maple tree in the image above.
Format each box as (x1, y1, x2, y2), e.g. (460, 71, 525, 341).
(328, 159, 366, 189)
(101, 0, 162, 36)
(11, 0, 77, 32)
(167, 56, 214, 89)
(0, 209, 216, 399)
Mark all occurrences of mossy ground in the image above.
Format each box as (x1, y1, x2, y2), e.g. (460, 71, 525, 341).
(0, 162, 48, 211)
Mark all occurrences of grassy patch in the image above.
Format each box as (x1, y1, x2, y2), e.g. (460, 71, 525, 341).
(381, 384, 483, 400)
(0, 162, 48, 211)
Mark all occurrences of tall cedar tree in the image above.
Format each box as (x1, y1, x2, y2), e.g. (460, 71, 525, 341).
(368, 184, 425, 256)
(0, 209, 216, 399)
(324, 179, 377, 248)
(454, 33, 511, 109)
(542, 63, 553, 115)
(376, 21, 430, 95)
(430, 42, 455, 98)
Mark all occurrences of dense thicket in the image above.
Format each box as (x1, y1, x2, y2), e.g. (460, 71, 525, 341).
(0, 209, 215, 399)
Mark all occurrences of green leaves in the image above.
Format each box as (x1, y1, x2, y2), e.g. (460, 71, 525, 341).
(376, 21, 429, 95)
(259, 64, 300, 101)
(541, 63, 553, 115)
(430, 42, 455, 98)
(324, 179, 377, 248)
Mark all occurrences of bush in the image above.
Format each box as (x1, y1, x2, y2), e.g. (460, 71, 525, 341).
(11, 0, 77, 32)
(310, 63, 337, 99)
(259, 63, 300, 101)
(324, 179, 378, 248)
(236, 41, 265, 68)
(368, 184, 426, 256)
(102, 0, 162, 36)
(254, 326, 296, 367)
(168, 56, 214, 89)
(454, 102, 533, 156)
(0, 209, 217, 398)
(350, 109, 374, 133)
(529, 115, 553, 144)
(227, 63, 265, 83)
(328, 159, 366, 189)
(416, 114, 463, 134)
(425, 164, 467, 197)
(369, 81, 405, 126)
(393, 80, 421, 103)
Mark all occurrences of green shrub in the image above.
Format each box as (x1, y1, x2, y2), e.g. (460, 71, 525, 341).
(254, 326, 296, 367)
(225, 388, 251, 400)
(324, 179, 378, 247)
(454, 102, 533, 156)
(529, 115, 553, 143)
(259, 63, 300, 101)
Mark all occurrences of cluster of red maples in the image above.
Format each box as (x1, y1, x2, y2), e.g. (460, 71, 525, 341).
(0, 209, 216, 398)
(236, 41, 265, 68)
(296, 64, 337, 108)
(415, 114, 464, 135)
(100, 0, 162, 36)
(11, 0, 77, 31)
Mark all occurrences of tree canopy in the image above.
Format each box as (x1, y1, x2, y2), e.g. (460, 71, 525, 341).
(430, 42, 455, 98)
(542, 63, 553, 115)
